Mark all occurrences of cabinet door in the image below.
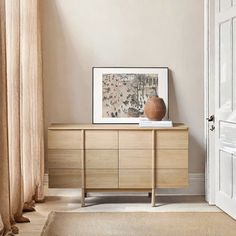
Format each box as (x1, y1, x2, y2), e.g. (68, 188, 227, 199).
(48, 149, 82, 168)
(48, 130, 82, 149)
(49, 168, 82, 188)
(156, 149, 188, 168)
(119, 150, 152, 169)
(85, 131, 118, 149)
(156, 169, 188, 188)
(119, 169, 152, 188)
(156, 131, 188, 149)
(86, 169, 118, 189)
(119, 131, 152, 149)
(85, 150, 118, 168)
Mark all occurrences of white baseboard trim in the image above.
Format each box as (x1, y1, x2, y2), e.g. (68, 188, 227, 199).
(44, 173, 205, 197)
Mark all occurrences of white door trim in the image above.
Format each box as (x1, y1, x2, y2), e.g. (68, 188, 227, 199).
(204, 0, 215, 205)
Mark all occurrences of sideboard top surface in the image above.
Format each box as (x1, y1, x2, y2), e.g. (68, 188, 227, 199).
(48, 123, 188, 131)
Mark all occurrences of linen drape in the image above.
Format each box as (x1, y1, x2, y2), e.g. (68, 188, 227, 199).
(0, 0, 44, 235)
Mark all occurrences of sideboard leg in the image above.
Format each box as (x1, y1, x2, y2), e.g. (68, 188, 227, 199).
(151, 188, 155, 207)
(81, 188, 85, 207)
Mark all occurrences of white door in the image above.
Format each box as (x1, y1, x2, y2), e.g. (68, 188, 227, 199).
(215, 0, 236, 219)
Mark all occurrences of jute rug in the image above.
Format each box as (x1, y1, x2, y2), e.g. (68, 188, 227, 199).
(41, 212, 236, 236)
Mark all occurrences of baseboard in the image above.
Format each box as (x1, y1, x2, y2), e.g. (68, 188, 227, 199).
(44, 173, 205, 197)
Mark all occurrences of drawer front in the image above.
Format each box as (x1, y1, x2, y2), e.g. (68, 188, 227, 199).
(85, 131, 118, 149)
(156, 169, 188, 188)
(119, 150, 152, 168)
(48, 149, 82, 168)
(48, 130, 82, 149)
(119, 169, 152, 188)
(156, 131, 188, 149)
(49, 168, 82, 188)
(119, 131, 152, 149)
(86, 169, 118, 188)
(156, 150, 188, 168)
(85, 150, 118, 169)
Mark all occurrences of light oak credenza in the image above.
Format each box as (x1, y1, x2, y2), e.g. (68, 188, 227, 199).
(48, 123, 188, 207)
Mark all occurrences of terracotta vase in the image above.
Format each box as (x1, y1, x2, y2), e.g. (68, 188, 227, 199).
(144, 96, 166, 121)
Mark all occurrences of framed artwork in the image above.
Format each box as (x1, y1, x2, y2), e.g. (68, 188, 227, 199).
(92, 67, 168, 124)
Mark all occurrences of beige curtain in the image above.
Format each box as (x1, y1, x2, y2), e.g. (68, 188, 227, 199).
(0, 0, 44, 235)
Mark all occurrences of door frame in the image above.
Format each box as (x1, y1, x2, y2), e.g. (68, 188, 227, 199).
(204, 0, 215, 205)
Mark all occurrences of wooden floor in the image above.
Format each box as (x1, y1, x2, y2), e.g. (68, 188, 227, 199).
(16, 193, 221, 236)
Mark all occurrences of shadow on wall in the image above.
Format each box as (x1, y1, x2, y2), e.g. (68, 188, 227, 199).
(168, 70, 205, 173)
(168, 70, 180, 121)
(43, 0, 93, 171)
(43, 0, 92, 126)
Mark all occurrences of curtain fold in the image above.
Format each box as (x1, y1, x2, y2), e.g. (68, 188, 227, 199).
(0, 0, 44, 234)
(5, 0, 24, 223)
(0, 1, 12, 234)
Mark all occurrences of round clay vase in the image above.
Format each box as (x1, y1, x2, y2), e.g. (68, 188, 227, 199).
(144, 96, 166, 121)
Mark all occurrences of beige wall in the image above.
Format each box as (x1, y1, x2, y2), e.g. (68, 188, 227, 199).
(42, 0, 204, 173)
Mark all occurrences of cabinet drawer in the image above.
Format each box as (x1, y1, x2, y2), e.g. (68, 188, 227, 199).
(48, 149, 82, 168)
(49, 168, 82, 188)
(119, 150, 152, 168)
(86, 169, 118, 188)
(119, 131, 152, 149)
(119, 169, 152, 188)
(48, 130, 82, 149)
(85, 131, 118, 149)
(156, 150, 188, 168)
(156, 169, 188, 188)
(85, 150, 118, 168)
(156, 131, 188, 149)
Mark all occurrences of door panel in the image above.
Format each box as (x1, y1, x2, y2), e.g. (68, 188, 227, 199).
(219, 121, 236, 146)
(233, 156, 236, 198)
(219, 20, 232, 110)
(233, 18, 236, 110)
(215, 0, 236, 219)
(219, 150, 233, 196)
(219, 0, 232, 12)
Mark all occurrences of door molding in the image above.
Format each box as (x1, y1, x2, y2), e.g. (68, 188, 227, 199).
(204, 0, 215, 205)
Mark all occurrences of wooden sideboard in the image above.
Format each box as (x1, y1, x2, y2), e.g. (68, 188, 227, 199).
(48, 123, 189, 207)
